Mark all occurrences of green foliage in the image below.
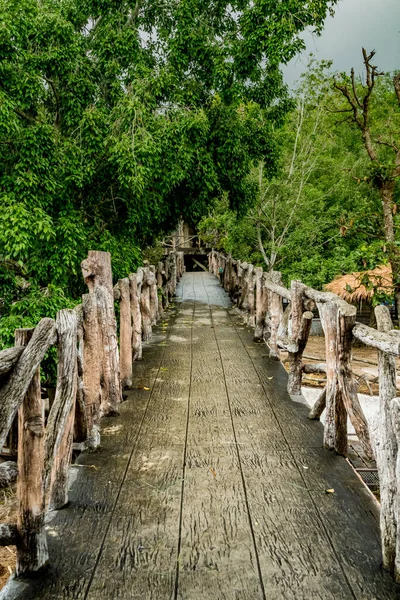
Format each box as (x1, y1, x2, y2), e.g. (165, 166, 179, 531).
(199, 58, 399, 290)
(0, 0, 338, 342)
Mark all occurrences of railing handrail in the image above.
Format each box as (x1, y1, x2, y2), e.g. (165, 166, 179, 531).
(0, 249, 185, 577)
(209, 249, 400, 582)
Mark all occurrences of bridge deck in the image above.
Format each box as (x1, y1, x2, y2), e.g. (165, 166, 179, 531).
(8, 272, 399, 599)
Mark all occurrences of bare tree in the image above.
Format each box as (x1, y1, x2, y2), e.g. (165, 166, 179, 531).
(333, 49, 400, 315)
(253, 90, 339, 271)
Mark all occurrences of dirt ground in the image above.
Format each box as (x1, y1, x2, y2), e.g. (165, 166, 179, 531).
(0, 483, 17, 589)
(296, 335, 400, 396)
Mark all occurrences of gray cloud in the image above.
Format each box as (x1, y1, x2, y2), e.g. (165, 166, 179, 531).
(283, 0, 400, 86)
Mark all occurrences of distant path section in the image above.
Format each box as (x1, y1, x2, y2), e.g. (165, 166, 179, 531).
(6, 272, 399, 600)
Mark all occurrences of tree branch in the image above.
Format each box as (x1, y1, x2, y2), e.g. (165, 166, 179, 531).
(43, 77, 61, 129)
(394, 73, 400, 105)
(375, 138, 399, 153)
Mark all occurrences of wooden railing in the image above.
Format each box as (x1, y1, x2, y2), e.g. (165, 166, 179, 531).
(0, 249, 184, 576)
(210, 250, 400, 582)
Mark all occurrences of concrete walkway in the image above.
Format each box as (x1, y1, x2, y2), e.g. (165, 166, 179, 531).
(6, 272, 399, 599)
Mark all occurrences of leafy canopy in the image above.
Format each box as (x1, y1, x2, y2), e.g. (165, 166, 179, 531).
(0, 0, 337, 346)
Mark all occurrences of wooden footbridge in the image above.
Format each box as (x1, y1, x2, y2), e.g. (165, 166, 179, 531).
(1, 251, 400, 599)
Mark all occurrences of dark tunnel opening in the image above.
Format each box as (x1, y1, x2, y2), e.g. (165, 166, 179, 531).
(184, 254, 208, 272)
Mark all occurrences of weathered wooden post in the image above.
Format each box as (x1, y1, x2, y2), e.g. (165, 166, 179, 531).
(141, 266, 153, 342)
(95, 286, 121, 415)
(313, 295, 372, 458)
(247, 265, 256, 327)
(287, 315, 313, 395)
(223, 255, 232, 293)
(254, 268, 267, 340)
(163, 257, 171, 308)
(130, 270, 143, 361)
(81, 251, 122, 415)
(149, 265, 158, 325)
(374, 305, 398, 575)
(316, 301, 349, 456)
(391, 398, 400, 582)
(116, 278, 133, 389)
(267, 271, 284, 359)
(169, 252, 177, 297)
(238, 263, 249, 311)
(73, 304, 87, 444)
(212, 251, 218, 278)
(15, 328, 49, 575)
(231, 260, 240, 305)
(157, 262, 164, 316)
(45, 310, 78, 510)
(286, 281, 313, 395)
(82, 293, 101, 448)
(0, 318, 57, 450)
(308, 387, 327, 420)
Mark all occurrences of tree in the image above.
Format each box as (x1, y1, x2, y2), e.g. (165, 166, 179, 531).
(333, 49, 400, 313)
(0, 0, 339, 343)
(199, 58, 389, 290)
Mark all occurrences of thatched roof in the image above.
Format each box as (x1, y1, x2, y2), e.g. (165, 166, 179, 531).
(325, 265, 393, 303)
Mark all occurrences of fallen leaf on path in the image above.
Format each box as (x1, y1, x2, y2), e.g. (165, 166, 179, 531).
(325, 488, 335, 494)
(266, 377, 274, 380)
(209, 468, 217, 479)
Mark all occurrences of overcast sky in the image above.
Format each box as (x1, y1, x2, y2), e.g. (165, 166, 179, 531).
(283, 0, 400, 87)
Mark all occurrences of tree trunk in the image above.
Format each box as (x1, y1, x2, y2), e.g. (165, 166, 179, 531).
(379, 180, 400, 321)
(15, 329, 48, 575)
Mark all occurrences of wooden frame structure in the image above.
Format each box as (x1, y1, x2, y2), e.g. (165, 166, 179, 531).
(0, 249, 183, 576)
(210, 249, 400, 582)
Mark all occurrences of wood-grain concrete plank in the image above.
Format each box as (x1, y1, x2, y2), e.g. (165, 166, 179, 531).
(176, 300, 263, 600)
(6, 272, 400, 600)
